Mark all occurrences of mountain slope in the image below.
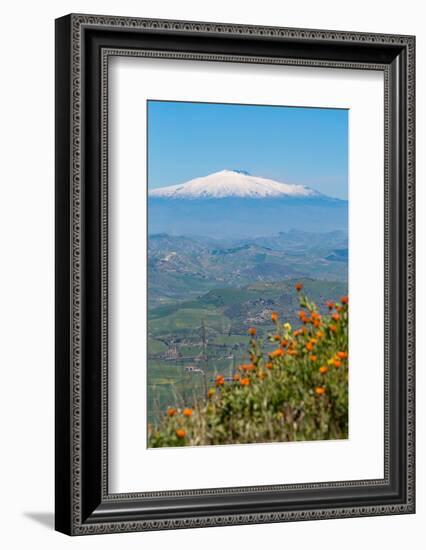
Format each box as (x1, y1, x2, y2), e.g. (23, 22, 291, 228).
(149, 169, 325, 199)
(148, 170, 347, 237)
(148, 232, 348, 307)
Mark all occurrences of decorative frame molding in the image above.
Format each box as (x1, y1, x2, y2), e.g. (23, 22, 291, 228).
(55, 14, 415, 535)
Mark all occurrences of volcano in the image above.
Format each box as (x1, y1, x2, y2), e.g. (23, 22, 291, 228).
(148, 170, 347, 238)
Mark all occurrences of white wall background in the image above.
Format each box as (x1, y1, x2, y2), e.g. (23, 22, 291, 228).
(0, 0, 423, 548)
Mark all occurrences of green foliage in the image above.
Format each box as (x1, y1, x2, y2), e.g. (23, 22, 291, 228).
(149, 307, 231, 336)
(148, 288, 349, 447)
(147, 338, 168, 354)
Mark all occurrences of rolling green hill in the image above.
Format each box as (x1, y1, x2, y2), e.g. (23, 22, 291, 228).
(147, 277, 347, 424)
(148, 231, 347, 308)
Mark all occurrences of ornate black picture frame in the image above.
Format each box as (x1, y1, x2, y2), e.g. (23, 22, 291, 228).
(55, 13, 415, 535)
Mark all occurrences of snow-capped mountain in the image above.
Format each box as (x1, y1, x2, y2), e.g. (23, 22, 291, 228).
(149, 170, 324, 200)
(148, 170, 347, 238)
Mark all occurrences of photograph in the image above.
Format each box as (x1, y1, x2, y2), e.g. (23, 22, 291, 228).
(0, 0, 419, 545)
(51, 8, 415, 539)
(146, 100, 349, 448)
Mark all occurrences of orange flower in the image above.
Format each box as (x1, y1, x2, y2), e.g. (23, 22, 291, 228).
(265, 362, 273, 370)
(273, 334, 281, 341)
(269, 348, 284, 359)
(271, 311, 279, 322)
(316, 331, 324, 338)
(334, 359, 342, 368)
(233, 373, 241, 382)
(319, 366, 328, 374)
(332, 313, 340, 322)
(167, 407, 177, 417)
(305, 342, 314, 352)
(298, 310, 307, 321)
(248, 327, 257, 336)
(313, 320, 321, 328)
(183, 408, 193, 417)
(311, 311, 321, 321)
(207, 388, 216, 398)
(315, 386, 326, 396)
(240, 363, 255, 372)
(309, 355, 317, 362)
(240, 377, 250, 386)
(329, 324, 337, 333)
(337, 351, 348, 359)
(293, 329, 301, 337)
(287, 349, 297, 356)
(176, 429, 186, 438)
(295, 282, 304, 292)
(341, 295, 349, 305)
(215, 375, 225, 386)
(326, 301, 335, 310)
(280, 339, 289, 348)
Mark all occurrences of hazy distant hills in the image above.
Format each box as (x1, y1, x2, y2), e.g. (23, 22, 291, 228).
(148, 230, 348, 308)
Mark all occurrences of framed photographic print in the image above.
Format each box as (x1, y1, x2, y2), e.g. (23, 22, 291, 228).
(55, 14, 415, 535)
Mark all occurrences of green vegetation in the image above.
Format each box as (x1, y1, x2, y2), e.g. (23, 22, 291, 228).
(147, 278, 348, 425)
(148, 231, 348, 308)
(149, 307, 230, 336)
(213, 334, 250, 346)
(147, 231, 349, 426)
(148, 287, 349, 446)
(147, 339, 167, 354)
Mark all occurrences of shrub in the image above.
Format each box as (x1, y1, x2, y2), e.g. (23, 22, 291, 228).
(148, 285, 348, 447)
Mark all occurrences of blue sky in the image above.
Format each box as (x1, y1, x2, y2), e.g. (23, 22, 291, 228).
(147, 100, 348, 199)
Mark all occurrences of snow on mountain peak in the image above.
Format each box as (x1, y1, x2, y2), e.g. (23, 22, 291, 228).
(149, 170, 323, 199)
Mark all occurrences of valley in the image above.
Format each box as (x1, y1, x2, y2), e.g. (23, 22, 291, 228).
(147, 231, 348, 425)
